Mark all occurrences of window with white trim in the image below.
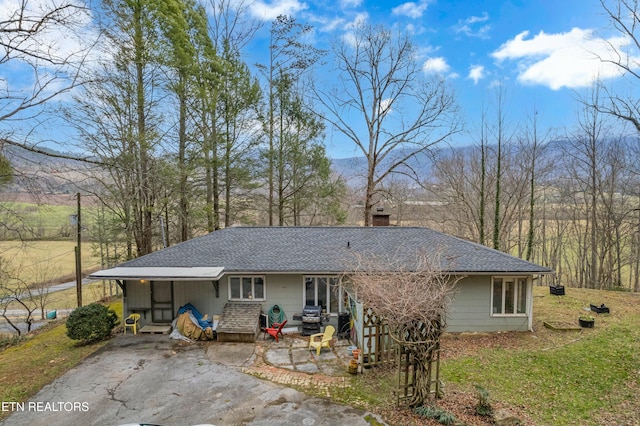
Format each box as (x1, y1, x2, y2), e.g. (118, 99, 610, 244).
(491, 276, 528, 316)
(229, 276, 265, 301)
(304, 276, 341, 314)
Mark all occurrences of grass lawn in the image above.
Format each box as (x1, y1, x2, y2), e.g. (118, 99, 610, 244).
(441, 286, 640, 425)
(0, 301, 122, 421)
(1, 288, 639, 425)
(332, 286, 640, 425)
(0, 240, 106, 316)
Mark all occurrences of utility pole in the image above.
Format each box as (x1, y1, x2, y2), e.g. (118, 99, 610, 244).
(75, 192, 82, 307)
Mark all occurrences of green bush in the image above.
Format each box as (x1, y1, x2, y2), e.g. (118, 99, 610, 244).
(66, 303, 118, 344)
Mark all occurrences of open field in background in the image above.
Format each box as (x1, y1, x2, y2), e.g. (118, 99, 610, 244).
(0, 194, 100, 241)
(5, 202, 77, 237)
(32, 281, 120, 315)
(0, 240, 106, 316)
(0, 241, 102, 286)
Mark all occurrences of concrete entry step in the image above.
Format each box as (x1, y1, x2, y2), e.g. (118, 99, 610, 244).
(139, 324, 172, 334)
(216, 302, 262, 343)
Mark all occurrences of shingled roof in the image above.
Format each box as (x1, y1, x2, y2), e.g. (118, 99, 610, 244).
(91, 227, 553, 279)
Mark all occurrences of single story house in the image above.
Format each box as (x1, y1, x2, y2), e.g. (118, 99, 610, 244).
(90, 226, 553, 342)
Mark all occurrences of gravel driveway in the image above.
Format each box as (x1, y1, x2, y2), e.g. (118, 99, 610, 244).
(0, 335, 383, 426)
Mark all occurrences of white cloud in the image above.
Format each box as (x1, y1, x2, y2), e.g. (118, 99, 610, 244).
(392, 0, 430, 19)
(454, 12, 490, 39)
(465, 13, 489, 25)
(338, 13, 368, 47)
(379, 98, 392, 116)
(0, 0, 102, 105)
(457, 24, 490, 39)
(341, 0, 362, 8)
(0, 0, 97, 62)
(341, 31, 359, 49)
(248, 0, 308, 21)
(344, 12, 368, 29)
(403, 23, 426, 36)
(318, 16, 346, 32)
(492, 28, 633, 90)
(422, 57, 450, 74)
(468, 65, 485, 84)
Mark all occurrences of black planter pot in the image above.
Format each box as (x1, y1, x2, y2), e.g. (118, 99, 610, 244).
(550, 285, 565, 296)
(590, 304, 610, 314)
(579, 318, 595, 328)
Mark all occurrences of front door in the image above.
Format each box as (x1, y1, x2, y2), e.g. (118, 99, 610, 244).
(151, 281, 173, 323)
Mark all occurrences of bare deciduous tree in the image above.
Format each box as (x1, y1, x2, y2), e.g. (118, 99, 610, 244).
(316, 23, 460, 226)
(0, 1, 92, 124)
(28, 260, 60, 320)
(0, 258, 36, 335)
(345, 251, 461, 407)
(599, 0, 640, 131)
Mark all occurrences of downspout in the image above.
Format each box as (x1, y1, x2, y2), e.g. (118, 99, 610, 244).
(528, 276, 535, 331)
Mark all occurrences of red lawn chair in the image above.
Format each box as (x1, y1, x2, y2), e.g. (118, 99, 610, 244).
(264, 320, 288, 342)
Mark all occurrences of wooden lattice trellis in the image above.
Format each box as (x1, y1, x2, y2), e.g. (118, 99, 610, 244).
(396, 342, 441, 406)
(397, 319, 444, 407)
(360, 307, 444, 407)
(345, 251, 453, 408)
(361, 307, 395, 367)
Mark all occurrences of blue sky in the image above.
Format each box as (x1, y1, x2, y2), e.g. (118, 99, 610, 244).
(240, 0, 636, 158)
(0, 0, 635, 159)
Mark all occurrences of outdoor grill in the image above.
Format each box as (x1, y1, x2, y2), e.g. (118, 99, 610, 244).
(301, 305, 322, 336)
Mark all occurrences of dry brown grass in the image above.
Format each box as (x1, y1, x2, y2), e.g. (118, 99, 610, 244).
(0, 240, 101, 287)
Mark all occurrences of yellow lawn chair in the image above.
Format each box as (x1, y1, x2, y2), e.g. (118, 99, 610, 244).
(308, 325, 335, 356)
(124, 313, 140, 335)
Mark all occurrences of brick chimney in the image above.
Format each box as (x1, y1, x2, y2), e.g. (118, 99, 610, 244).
(372, 207, 390, 226)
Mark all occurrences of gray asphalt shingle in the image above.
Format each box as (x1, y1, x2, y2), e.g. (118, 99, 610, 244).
(118, 226, 553, 275)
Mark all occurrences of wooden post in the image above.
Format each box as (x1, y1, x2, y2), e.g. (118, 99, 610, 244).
(75, 193, 82, 307)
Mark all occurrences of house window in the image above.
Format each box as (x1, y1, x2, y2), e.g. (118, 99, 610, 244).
(304, 276, 340, 314)
(229, 276, 265, 301)
(491, 277, 528, 316)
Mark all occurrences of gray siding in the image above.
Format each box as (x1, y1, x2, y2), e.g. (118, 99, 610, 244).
(446, 276, 530, 332)
(124, 275, 310, 328)
(173, 281, 221, 317)
(124, 281, 152, 327)
(259, 274, 304, 325)
(124, 274, 532, 332)
(126, 281, 151, 309)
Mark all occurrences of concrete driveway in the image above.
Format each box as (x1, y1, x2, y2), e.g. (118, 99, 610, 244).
(0, 334, 383, 426)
